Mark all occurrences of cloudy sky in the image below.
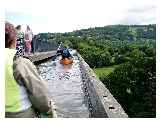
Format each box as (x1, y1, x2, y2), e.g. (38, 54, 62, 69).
(5, 0, 156, 34)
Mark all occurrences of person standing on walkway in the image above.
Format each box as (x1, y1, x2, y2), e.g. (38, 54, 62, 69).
(5, 22, 51, 118)
(24, 25, 33, 55)
(15, 25, 25, 56)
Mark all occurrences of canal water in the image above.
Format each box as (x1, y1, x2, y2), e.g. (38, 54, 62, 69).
(37, 54, 90, 118)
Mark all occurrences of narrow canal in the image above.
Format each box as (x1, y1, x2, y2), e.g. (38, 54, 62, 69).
(37, 53, 90, 117)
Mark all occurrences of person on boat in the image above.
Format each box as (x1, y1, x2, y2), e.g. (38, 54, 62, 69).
(5, 21, 51, 118)
(56, 46, 73, 65)
(57, 46, 72, 59)
(61, 47, 72, 60)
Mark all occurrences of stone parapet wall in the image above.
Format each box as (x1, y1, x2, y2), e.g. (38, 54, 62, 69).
(77, 53, 128, 118)
(32, 38, 58, 53)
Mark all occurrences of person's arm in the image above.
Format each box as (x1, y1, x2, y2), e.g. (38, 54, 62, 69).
(22, 32, 25, 43)
(67, 49, 72, 57)
(31, 30, 34, 39)
(13, 57, 50, 112)
(56, 49, 62, 56)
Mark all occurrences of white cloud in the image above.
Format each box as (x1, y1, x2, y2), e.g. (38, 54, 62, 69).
(120, 4, 156, 25)
(5, 0, 156, 33)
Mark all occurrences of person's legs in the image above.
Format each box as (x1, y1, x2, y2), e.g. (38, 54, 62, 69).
(62, 55, 65, 60)
(31, 40, 34, 54)
(24, 41, 26, 54)
(22, 44, 25, 55)
(28, 40, 31, 54)
(25, 41, 29, 54)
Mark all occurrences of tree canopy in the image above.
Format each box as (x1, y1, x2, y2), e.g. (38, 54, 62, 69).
(34, 24, 156, 117)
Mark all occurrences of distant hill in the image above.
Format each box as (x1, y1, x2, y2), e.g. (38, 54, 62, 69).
(34, 24, 155, 43)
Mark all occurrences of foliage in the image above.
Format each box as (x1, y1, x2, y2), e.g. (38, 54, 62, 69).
(34, 24, 156, 117)
(104, 55, 156, 117)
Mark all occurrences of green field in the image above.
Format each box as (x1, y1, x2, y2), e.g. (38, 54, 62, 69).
(93, 65, 119, 79)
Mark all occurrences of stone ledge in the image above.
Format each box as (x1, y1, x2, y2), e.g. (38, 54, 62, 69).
(24, 50, 57, 63)
(77, 53, 128, 118)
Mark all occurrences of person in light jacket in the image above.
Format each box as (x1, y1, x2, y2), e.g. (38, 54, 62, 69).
(5, 21, 51, 118)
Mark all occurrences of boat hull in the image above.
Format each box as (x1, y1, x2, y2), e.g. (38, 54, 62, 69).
(60, 58, 73, 65)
